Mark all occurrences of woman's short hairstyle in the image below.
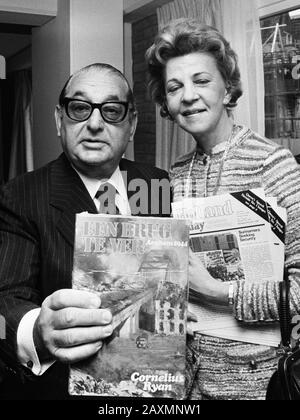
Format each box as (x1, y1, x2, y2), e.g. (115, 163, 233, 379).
(145, 18, 243, 118)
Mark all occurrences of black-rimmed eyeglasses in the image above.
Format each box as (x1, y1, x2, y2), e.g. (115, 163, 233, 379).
(62, 98, 130, 123)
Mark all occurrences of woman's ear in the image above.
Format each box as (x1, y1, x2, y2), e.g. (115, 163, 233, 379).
(223, 87, 232, 106)
(223, 90, 231, 106)
(161, 100, 174, 121)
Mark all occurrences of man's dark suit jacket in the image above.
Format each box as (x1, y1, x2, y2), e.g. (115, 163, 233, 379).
(0, 153, 171, 399)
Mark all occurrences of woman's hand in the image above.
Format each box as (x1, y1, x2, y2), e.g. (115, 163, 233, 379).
(187, 310, 198, 336)
(189, 252, 229, 305)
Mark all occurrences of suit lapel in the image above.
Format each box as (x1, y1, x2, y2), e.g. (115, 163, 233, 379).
(50, 156, 158, 247)
(50, 154, 97, 247)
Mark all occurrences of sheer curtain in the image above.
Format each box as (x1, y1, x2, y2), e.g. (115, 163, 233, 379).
(221, 0, 264, 135)
(155, 0, 264, 170)
(8, 70, 33, 180)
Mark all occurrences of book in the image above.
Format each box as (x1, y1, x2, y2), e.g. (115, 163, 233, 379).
(69, 213, 190, 399)
(172, 189, 286, 347)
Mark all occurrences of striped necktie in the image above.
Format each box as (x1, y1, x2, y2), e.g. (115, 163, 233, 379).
(95, 182, 120, 215)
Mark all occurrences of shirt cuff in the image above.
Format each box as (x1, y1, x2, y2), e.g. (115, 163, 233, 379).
(17, 308, 54, 376)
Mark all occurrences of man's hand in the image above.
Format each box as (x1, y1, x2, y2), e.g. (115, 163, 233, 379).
(33, 289, 113, 364)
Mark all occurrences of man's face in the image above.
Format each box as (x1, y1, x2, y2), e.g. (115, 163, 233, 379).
(55, 69, 137, 178)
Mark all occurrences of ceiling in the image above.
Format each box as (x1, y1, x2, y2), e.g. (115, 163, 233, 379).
(0, 23, 32, 59)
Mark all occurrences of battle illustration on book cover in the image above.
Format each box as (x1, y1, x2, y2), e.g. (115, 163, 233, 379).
(69, 214, 189, 399)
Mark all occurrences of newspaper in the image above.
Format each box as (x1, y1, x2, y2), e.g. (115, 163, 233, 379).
(265, 197, 287, 282)
(172, 189, 286, 347)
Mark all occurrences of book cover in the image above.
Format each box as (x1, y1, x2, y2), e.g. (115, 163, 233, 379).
(69, 214, 189, 399)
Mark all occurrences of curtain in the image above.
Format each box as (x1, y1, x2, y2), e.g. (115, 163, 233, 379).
(157, 0, 223, 30)
(8, 70, 33, 180)
(221, 0, 265, 135)
(155, 0, 265, 171)
(156, 0, 222, 170)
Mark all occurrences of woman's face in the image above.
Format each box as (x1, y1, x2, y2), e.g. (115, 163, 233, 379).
(165, 52, 231, 141)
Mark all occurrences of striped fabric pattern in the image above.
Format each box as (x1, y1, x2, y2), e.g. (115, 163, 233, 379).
(170, 125, 300, 399)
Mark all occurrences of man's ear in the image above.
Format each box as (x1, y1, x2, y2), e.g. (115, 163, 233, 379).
(54, 105, 63, 137)
(129, 111, 138, 142)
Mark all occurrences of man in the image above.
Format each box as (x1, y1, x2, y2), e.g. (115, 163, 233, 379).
(0, 63, 170, 399)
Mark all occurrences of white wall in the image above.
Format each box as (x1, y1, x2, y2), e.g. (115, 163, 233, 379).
(127, 0, 300, 17)
(0, 0, 57, 14)
(32, 0, 70, 169)
(70, 0, 123, 73)
(257, 0, 300, 17)
(124, 0, 170, 21)
(124, 0, 152, 12)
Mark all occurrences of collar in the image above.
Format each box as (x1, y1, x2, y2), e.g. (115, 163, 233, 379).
(73, 165, 128, 201)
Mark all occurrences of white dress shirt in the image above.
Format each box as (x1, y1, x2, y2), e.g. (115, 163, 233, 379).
(17, 165, 131, 375)
(76, 166, 131, 215)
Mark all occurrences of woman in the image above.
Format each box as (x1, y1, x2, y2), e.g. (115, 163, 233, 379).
(146, 18, 300, 400)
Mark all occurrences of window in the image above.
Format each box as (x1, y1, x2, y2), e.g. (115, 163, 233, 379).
(226, 234, 236, 249)
(167, 308, 174, 320)
(260, 9, 300, 146)
(179, 323, 185, 334)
